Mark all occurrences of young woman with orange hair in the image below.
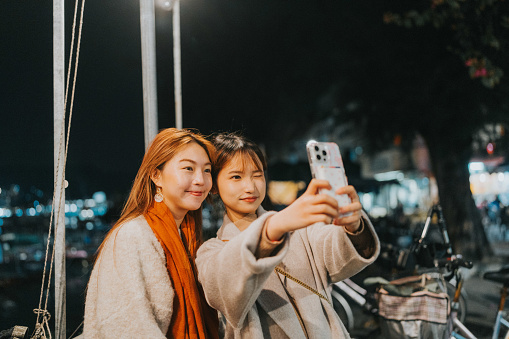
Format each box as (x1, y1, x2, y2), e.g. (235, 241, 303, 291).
(81, 128, 219, 338)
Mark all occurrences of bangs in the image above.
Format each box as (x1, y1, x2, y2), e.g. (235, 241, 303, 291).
(239, 149, 264, 172)
(211, 132, 267, 178)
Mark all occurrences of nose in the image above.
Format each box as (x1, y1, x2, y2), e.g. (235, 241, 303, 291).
(243, 178, 256, 192)
(193, 171, 205, 186)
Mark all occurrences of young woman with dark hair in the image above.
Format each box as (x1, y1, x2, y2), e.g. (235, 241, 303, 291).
(196, 132, 380, 339)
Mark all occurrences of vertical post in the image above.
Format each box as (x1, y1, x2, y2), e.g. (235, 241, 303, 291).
(53, 0, 66, 337)
(140, 0, 159, 149)
(173, 0, 182, 129)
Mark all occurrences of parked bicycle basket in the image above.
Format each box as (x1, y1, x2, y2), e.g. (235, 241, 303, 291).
(376, 273, 452, 339)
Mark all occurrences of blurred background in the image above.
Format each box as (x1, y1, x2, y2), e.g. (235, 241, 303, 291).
(1, 0, 509, 337)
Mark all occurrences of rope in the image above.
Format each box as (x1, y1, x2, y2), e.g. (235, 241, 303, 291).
(32, 0, 85, 337)
(67, 321, 83, 339)
(32, 309, 51, 339)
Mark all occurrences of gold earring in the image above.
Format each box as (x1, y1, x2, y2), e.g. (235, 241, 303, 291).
(154, 187, 163, 203)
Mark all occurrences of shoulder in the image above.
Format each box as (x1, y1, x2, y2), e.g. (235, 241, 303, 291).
(197, 236, 226, 255)
(114, 216, 155, 241)
(106, 215, 163, 256)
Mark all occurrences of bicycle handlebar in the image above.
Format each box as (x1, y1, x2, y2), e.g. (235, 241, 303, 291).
(434, 254, 473, 271)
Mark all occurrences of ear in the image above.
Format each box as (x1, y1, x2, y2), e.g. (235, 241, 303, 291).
(150, 168, 162, 187)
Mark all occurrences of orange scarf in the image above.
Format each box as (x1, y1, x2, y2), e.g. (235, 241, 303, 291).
(145, 202, 219, 339)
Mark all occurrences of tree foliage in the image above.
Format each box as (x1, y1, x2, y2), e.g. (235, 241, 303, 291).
(384, 0, 509, 88)
(332, 0, 509, 258)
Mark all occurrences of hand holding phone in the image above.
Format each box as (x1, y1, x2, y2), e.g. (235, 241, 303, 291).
(306, 141, 352, 214)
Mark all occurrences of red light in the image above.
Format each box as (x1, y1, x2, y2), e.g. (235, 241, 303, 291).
(487, 143, 495, 154)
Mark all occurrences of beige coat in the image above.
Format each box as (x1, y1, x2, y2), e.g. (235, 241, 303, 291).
(196, 208, 380, 339)
(81, 216, 174, 338)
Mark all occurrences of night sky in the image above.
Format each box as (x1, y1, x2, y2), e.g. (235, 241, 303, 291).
(1, 0, 387, 200)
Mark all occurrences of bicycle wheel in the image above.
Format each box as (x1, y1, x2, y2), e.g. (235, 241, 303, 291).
(331, 289, 354, 332)
(446, 281, 467, 323)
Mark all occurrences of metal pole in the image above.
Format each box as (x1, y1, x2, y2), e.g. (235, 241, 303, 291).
(53, 0, 66, 337)
(140, 0, 159, 149)
(173, 0, 182, 129)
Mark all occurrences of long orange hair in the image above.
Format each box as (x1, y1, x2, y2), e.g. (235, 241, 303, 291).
(96, 128, 216, 257)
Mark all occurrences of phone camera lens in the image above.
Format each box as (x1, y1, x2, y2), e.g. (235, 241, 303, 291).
(314, 146, 319, 151)
(322, 150, 327, 156)
(316, 155, 321, 160)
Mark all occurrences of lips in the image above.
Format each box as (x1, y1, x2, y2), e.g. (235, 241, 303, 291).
(187, 191, 204, 197)
(241, 196, 258, 203)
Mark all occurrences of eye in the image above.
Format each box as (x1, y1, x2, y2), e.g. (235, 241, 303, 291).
(184, 166, 193, 171)
(204, 168, 211, 173)
(230, 175, 241, 180)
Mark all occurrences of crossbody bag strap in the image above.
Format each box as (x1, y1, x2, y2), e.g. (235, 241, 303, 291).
(275, 267, 309, 339)
(274, 266, 332, 306)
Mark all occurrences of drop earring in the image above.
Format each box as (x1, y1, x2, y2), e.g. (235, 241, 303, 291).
(154, 187, 164, 203)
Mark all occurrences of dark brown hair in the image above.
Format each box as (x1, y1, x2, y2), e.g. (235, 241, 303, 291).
(211, 132, 273, 210)
(211, 132, 267, 182)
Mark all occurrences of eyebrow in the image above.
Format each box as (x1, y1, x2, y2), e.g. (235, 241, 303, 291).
(227, 169, 263, 174)
(179, 159, 211, 166)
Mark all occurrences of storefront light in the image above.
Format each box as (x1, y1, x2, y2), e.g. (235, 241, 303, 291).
(468, 162, 485, 174)
(374, 170, 404, 181)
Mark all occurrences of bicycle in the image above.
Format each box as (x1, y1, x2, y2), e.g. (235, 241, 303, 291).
(434, 254, 476, 339)
(331, 204, 468, 338)
(436, 255, 509, 339)
(484, 265, 509, 339)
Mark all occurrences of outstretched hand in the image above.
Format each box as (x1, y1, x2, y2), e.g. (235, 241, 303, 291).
(332, 185, 363, 234)
(266, 179, 340, 241)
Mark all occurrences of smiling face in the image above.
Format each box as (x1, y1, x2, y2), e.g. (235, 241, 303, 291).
(151, 142, 212, 223)
(216, 152, 266, 223)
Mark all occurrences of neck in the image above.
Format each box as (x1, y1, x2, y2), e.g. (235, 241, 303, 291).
(226, 210, 258, 231)
(174, 217, 184, 228)
(163, 202, 186, 228)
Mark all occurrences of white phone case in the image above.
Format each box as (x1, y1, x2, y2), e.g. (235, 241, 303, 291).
(306, 141, 352, 210)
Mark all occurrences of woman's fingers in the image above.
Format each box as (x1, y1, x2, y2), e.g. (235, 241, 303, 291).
(311, 192, 339, 208)
(338, 201, 363, 216)
(305, 179, 331, 195)
(335, 185, 359, 202)
(310, 203, 339, 219)
(301, 181, 367, 227)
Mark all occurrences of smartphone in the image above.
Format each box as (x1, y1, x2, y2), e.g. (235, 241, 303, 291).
(306, 140, 352, 212)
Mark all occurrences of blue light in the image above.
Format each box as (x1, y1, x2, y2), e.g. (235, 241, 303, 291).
(93, 191, 107, 204)
(96, 206, 107, 216)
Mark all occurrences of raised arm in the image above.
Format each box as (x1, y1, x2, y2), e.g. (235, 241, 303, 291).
(196, 212, 289, 329)
(305, 186, 380, 283)
(265, 179, 340, 241)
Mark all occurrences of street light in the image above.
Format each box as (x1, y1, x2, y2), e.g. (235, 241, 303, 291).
(156, 0, 182, 129)
(156, 0, 173, 10)
(140, 0, 159, 148)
